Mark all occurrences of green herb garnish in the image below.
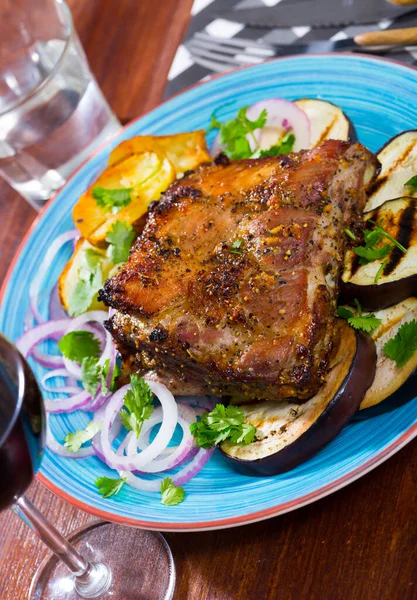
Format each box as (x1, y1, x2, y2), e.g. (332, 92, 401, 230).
(95, 476, 126, 498)
(258, 131, 295, 157)
(160, 478, 185, 506)
(92, 186, 133, 213)
(80, 356, 101, 396)
(106, 221, 135, 264)
(58, 331, 101, 363)
(190, 404, 256, 449)
(374, 259, 388, 284)
(208, 106, 267, 159)
(352, 219, 406, 266)
(405, 175, 417, 192)
(336, 299, 382, 333)
(68, 249, 103, 317)
(383, 319, 417, 366)
(64, 421, 101, 453)
(354, 244, 393, 265)
(230, 239, 243, 255)
(119, 375, 154, 438)
(344, 227, 358, 241)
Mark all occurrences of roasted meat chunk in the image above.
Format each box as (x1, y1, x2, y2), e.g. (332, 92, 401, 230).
(100, 140, 379, 402)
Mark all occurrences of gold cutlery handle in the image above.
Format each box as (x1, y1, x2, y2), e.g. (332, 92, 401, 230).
(355, 27, 417, 46)
(387, 0, 417, 5)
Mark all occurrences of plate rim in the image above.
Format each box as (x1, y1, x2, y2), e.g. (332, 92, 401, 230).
(3, 52, 417, 531)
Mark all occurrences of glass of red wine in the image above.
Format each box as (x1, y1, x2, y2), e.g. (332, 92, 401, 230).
(0, 333, 175, 599)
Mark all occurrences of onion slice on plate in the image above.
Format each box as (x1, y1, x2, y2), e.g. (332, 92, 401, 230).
(29, 229, 79, 324)
(246, 98, 310, 152)
(100, 380, 178, 471)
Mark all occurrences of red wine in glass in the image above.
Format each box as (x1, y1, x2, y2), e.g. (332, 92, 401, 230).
(0, 333, 175, 599)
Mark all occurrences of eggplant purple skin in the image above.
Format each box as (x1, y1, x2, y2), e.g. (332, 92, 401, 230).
(340, 277, 417, 312)
(294, 98, 358, 143)
(222, 331, 376, 477)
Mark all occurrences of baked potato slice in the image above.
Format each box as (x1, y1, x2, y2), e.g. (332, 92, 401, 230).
(108, 130, 211, 174)
(73, 151, 175, 246)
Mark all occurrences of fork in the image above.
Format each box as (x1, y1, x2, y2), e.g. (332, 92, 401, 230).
(187, 30, 417, 73)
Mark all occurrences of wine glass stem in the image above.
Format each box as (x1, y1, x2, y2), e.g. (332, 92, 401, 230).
(14, 495, 111, 597)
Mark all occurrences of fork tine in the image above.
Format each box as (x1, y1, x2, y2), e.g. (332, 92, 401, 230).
(189, 36, 276, 58)
(190, 54, 235, 73)
(195, 31, 274, 50)
(188, 42, 262, 70)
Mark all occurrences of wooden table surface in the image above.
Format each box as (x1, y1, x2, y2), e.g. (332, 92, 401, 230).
(1, 1, 417, 599)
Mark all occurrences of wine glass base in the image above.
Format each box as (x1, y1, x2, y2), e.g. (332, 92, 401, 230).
(29, 520, 175, 600)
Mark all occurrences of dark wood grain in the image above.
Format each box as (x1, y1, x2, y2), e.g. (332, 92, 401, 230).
(1, 2, 417, 599)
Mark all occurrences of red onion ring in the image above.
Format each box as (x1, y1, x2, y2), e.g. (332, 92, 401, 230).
(16, 318, 71, 358)
(29, 229, 79, 324)
(100, 381, 178, 471)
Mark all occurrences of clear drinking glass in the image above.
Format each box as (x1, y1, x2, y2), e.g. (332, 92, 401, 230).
(0, 0, 121, 210)
(0, 333, 176, 599)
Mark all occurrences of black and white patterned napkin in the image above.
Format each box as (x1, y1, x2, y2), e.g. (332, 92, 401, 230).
(164, 0, 417, 98)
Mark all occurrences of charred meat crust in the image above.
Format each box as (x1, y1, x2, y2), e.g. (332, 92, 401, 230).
(100, 140, 379, 402)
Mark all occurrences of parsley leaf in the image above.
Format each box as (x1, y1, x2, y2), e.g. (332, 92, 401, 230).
(119, 375, 154, 438)
(95, 476, 126, 498)
(383, 320, 417, 366)
(209, 106, 267, 159)
(374, 259, 388, 284)
(336, 299, 382, 333)
(102, 359, 121, 393)
(354, 244, 393, 265)
(92, 186, 133, 213)
(190, 404, 257, 449)
(58, 331, 101, 363)
(258, 131, 295, 158)
(367, 219, 407, 254)
(106, 221, 135, 265)
(405, 175, 417, 192)
(68, 249, 103, 317)
(160, 478, 185, 506)
(81, 356, 101, 396)
(230, 239, 243, 255)
(344, 228, 358, 241)
(64, 421, 101, 453)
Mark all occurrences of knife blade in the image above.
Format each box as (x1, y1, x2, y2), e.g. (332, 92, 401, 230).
(216, 1, 416, 29)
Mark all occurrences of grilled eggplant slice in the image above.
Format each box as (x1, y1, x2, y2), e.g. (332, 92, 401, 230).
(366, 130, 417, 212)
(221, 324, 376, 476)
(294, 98, 357, 147)
(341, 197, 417, 311)
(361, 297, 417, 410)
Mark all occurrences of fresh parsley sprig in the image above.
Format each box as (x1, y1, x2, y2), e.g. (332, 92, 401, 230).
(383, 319, 417, 367)
(405, 175, 417, 192)
(119, 375, 154, 438)
(64, 421, 101, 453)
(336, 299, 382, 333)
(92, 186, 133, 213)
(229, 239, 243, 255)
(68, 249, 103, 317)
(367, 219, 407, 254)
(160, 478, 185, 506)
(95, 476, 126, 498)
(58, 331, 101, 363)
(207, 106, 267, 160)
(190, 404, 257, 449)
(105, 221, 135, 264)
(257, 131, 295, 158)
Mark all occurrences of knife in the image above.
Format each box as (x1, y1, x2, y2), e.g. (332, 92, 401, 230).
(188, 28, 417, 71)
(216, 0, 416, 29)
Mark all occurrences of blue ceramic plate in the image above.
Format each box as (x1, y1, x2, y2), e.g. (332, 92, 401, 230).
(2, 54, 417, 531)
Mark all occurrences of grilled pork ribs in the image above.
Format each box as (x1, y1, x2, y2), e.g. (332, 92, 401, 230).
(100, 140, 379, 402)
